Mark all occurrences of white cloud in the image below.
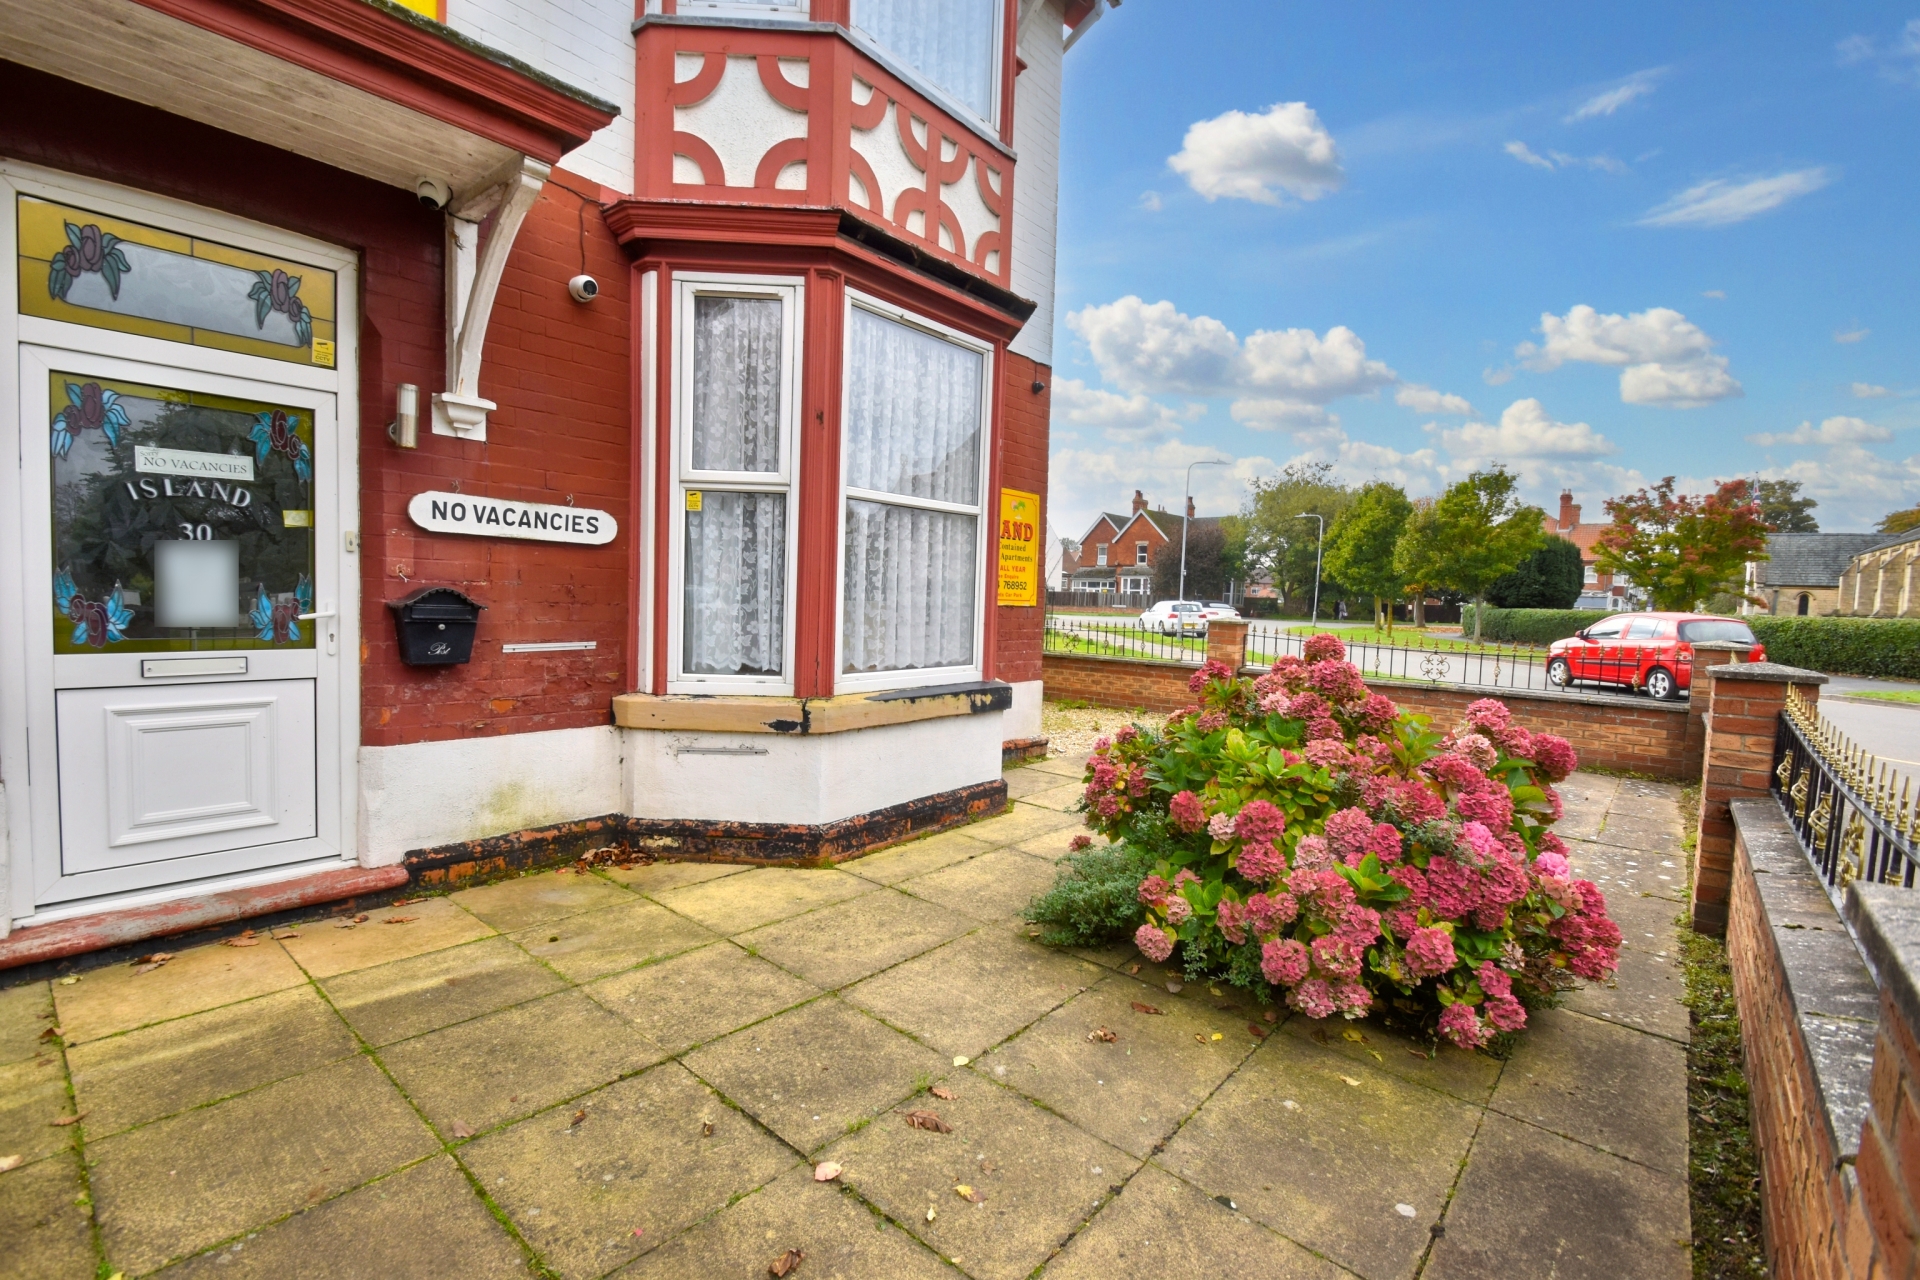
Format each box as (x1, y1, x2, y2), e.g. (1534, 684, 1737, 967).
(1835, 327, 1871, 344)
(1229, 399, 1341, 443)
(1067, 296, 1397, 407)
(1747, 416, 1894, 448)
(1438, 398, 1617, 464)
(1167, 102, 1344, 206)
(1050, 378, 1199, 443)
(1396, 384, 1474, 416)
(1566, 70, 1664, 122)
(1702, 289, 1727, 299)
(1837, 20, 1920, 83)
(1138, 190, 1163, 212)
(1517, 304, 1742, 407)
(1637, 169, 1832, 228)
(1482, 366, 1515, 386)
(1853, 382, 1893, 399)
(1504, 141, 1555, 171)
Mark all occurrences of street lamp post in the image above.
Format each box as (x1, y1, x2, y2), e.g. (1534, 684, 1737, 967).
(1179, 458, 1231, 603)
(1298, 513, 1325, 628)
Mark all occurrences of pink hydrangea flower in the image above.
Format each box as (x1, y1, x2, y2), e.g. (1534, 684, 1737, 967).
(1496, 724, 1534, 761)
(1310, 935, 1363, 980)
(1114, 725, 1138, 744)
(1246, 891, 1299, 934)
(1236, 841, 1286, 882)
(1437, 1003, 1490, 1050)
(1323, 808, 1375, 861)
(1069, 833, 1093, 852)
(1476, 961, 1513, 999)
(1164, 896, 1193, 925)
(1532, 850, 1570, 880)
(1137, 875, 1171, 905)
(1264, 656, 1309, 692)
(1287, 691, 1331, 721)
(1302, 633, 1347, 663)
(1425, 754, 1485, 792)
(1568, 946, 1617, 980)
(1366, 822, 1403, 864)
(1288, 977, 1337, 1018)
(1172, 868, 1201, 890)
(1135, 923, 1174, 963)
(1532, 733, 1578, 782)
(1463, 698, 1511, 734)
(1385, 906, 1421, 938)
(1188, 658, 1236, 692)
(1261, 937, 1310, 985)
(1195, 711, 1228, 733)
(1485, 996, 1528, 1032)
(1354, 693, 1399, 734)
(1208, 812, 1237, 841)
(1216, 899, 1249, 945)
(1306, 659, 1367, 707)
(1303, 739, 1353, 769)
(1424, 857, 1482, 920)
(1404, 926, 1457, 979)
(1234, 800, 1287, 844)
(1389, 864, 1430, 907)
(1168, 790, 1206, 833)
(1457, 820, 1505, 863)
(1455, 786, 1514, 832)
(1333, 905, 1382, 949)
(1332, 981, 1372, 1017)
(1306, 716, 1344, 742)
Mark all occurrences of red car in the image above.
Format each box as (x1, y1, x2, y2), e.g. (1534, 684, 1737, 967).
(1546, 613, 1765, 700)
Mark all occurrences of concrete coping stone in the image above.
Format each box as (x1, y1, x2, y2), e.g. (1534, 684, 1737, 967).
(1707, 662, 1830, 685)
(1733, 797, 1879, 1159)
(1846, 882, 1920, 1067)
(1362, 674, 1693, 715)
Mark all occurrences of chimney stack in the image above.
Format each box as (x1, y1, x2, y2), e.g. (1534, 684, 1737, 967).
(1187, 496, 1196, 519)
(1558, 491, 1580, 531)
(1132, 489, 1147, 515)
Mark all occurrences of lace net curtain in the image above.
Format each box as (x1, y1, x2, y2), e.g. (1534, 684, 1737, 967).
(842, 306, 982, 675)
(684, 295, 786, 676)
(852, 0, 998, 121)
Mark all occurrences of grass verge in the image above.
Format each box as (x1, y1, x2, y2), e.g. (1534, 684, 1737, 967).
(1676, 781, 1767, 1279)
(1281, 624, 1548, 654)
(1844, 688, 1920, 705)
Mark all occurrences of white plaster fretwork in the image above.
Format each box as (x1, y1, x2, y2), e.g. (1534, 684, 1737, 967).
(433, 155, 551, 441)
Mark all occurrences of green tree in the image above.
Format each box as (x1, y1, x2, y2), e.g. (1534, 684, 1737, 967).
(1878, 505, 1920, 536)
(1593, 477, 1770, 611)
(1487, 536, 1584, 609)
(1392, 499, 1444, 627)
(1407, 468, 1545, 640)
(1322, 482, 1413, 634)
(1749, 477, 1819, 532)
(1243, 462, 1353, 613)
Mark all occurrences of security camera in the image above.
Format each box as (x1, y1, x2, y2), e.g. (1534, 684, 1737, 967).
(568, 274, 600, 303)
(416, 177, 452, 210)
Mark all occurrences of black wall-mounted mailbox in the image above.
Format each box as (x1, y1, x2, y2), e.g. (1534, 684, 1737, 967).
(387, 587, 485, 666)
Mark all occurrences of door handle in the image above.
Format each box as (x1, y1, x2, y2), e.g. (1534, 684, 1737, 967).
(297, 610, 337, 620)
(299, 607, 339, 656)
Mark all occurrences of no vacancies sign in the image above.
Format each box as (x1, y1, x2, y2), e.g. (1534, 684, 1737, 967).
(408, 491, 618, 546)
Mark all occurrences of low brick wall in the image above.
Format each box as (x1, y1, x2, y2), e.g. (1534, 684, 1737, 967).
(1041, 652, 1704, 780)
(1844, 886, 1920, 1280)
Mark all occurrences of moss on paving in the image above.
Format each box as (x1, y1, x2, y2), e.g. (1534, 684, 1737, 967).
(1676, 782, 1767, 1279)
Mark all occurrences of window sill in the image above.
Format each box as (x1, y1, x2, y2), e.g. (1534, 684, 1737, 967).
(612, 680, 1012, 735)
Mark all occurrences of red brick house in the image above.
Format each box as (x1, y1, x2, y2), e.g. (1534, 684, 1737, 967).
(1065, 490, 1217, 600)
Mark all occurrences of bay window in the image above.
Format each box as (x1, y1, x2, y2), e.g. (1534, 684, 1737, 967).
(669, 276, 802, 694)
(838, 293, 991, 691)
(851, 0, 1002, 126)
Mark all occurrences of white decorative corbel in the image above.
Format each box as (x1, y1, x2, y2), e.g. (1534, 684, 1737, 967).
(432, 155, 551, 440)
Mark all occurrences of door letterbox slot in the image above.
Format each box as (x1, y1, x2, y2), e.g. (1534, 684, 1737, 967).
(387, 587, 485, 666)
(142, 656, 249, 678)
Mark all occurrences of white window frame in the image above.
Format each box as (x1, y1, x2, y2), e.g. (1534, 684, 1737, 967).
(1096, 544, 1108, 567)
(666, 272, 804, 696)
(1136, 541, 1149, 566)
(849, 0, 1006, 133)
(834, 288, 994, 695)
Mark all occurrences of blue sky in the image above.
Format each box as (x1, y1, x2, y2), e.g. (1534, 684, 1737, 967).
(1045, 1, 1920, 540)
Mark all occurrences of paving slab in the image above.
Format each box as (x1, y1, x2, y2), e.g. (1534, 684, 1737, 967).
(1425, 1111, 1690, 1280)
(89, 1054, 437, 1276)
(683, 997, 948, 1154)
(1025, 754, 1090, 780)
(739, 889, 974, 989)
(0, 1054, 76, 1167)
(653, 866, 875, 936)
(1278, 1009, 1503, 1105)
(1021, 783, 1087, 812)
(586, 942, 820, 1054)
(156, 1155, 525, 1279)
(612, 1158, 952, 1280)
(1003, 766, 1068, 801)
(278, 899, 495, 979)
(841, 829, 996, 886)
(511, 898, 716, 983)
(1163, 1030, 1482, 1280)
(461, 1061, 795, 1280)
(598, 860, 751, 894)
(1552, 773, 1621, 842)
(451, 868, 637, 932)
(0, 980, 54, 1065)
(1490, 1006, 1689, 1175)
(1015, 823, 1091, 860)
(1038, 1163, 1349, 1280)
(972, 973, 1259, 1159)
(380, 990, 666, 1138)
(0, 1150, 97, 1280)
(1567, 837, 1689, 906)
(54, 936, 307, 1043)
(68, 985, 357, 1137)
(846, 926, 1101, 1060)
(958, 803, 1082, 848)
(825, 1075, 1138, 1280)
(1560, 895, 1689, 1042)
(322, 934, 568, 1047)
(899, 848, 1066, 922)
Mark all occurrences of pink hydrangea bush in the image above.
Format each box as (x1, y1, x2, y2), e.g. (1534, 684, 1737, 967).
(1083, 635, 1615, 1052)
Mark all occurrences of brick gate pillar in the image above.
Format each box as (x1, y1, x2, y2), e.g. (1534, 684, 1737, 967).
(1691, 661, 1829, 934)
(1206, 619, 1250, 672)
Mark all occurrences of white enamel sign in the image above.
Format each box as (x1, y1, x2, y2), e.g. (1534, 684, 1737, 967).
(407, 491, 618, 545)
(135, 446, 255, 481)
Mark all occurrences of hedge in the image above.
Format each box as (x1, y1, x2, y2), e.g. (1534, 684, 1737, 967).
(1458, 606, 1920, 678)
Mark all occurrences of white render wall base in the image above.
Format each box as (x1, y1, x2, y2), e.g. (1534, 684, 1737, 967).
(358, 725, 623, 865)
(622, 713, 1004, 826)
(1004, 678, 1044, 742)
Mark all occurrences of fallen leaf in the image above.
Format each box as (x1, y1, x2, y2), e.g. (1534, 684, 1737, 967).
(1341, 1029, 1368, 1044)
(769, 1247, 805, 1277)
(51, 1114, 85, 1127)
(955, 1184, 983, 1203)
(1209, 985, 1223, 996)
(1368, 1049, 1385, 1064)
(334, 920, 358, 929)
(37, 1027, 58, 1042)
(952, 1056, 969, 1067)
(57, 976, 78, 986)
(925, 1207, 937, 1223)
(569, 1109, 588, 1127)
(450, 1121, 475, 1139)
(813, 1161, 842, 1182)
(391, 897, 421, 907)
(385, 916, 419, 925)
(1194, 1034, 1206, 1044)
(354, 914, 369, 923)
(1130, 1001, 1163, 1016)
(980, 1159, 996, 1174)
(269, 931, 299, 940)
(1125, 963, 1141, 975)
(1087, 1027, 1117, 1043)
(1339, 1075, 1361, 1088)
(701, 1121, 715, 1137)
(0, 1155, 22, 1172)
(222, 932, 261, 948)
(1165, 981, 1183, 994)
(131, 952, 173, 973)
(1209, 1032, 1223, 1042)
(929, 1086, 957, 1101)
(1262, 1010, 1278, 1023)
(1247, 1023, 1268, 1040)
(904, 1110, 952, 1134)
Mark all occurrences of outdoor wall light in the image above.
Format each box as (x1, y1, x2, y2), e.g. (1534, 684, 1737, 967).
(388, 382, 419, 449)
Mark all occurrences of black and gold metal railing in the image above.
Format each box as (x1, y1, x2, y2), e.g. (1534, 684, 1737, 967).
(1773, 685, 1918, 900)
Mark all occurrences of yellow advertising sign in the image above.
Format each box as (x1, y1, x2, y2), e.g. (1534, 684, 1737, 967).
(997, 488, 1041, 606)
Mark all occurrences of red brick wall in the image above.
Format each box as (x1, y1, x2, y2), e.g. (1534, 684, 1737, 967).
(1858, 989, 1920, 1280)
(996, 352, 1048, 683)
(1041, 652, 1706, 779)
(360, 174, 632, 746)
